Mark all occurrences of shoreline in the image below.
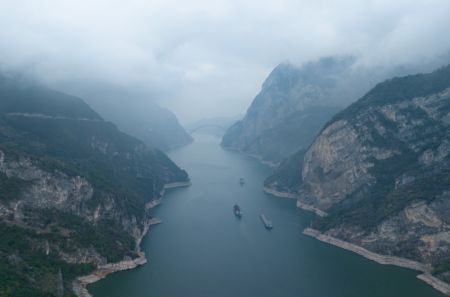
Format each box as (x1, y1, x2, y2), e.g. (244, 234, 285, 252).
(145, 199, 161, 210)
(163, 181, 192, 189)
(296, 201, 328, 217)
(244, 152, 279, 168)
(303, 228, 450, 296)
(262, 186, 298, 199)
(221, 146, 279, 168)
(262, 185, 328, 218)
(72, 181, 190, 297)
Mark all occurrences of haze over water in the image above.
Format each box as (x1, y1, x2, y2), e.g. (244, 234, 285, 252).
(88, 134, 444, 297)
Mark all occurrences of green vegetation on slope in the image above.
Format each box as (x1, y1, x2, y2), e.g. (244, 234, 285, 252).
(0, 172, 29, 202)
(0, 223, 94, 297)
(264, 150, 305, 193)
(33, 209, 137, 263)
(0, 74, 101, 120)
(0, 74, 189, 295)
(330, 65, 450, 125)
(313, 65, 450, 232)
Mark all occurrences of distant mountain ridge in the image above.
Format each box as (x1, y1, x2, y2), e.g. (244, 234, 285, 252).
(57, 84, 193, 151)
(103, 101, 193, 151)
(0, 74, 101, 120)
(222, 57, 372, 164)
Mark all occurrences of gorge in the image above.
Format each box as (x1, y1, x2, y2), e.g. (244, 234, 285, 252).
(3, 2, 450, 296)
(88, 134, 445, 297)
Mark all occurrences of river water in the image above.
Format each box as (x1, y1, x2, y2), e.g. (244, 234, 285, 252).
(89, 134, 444, 297)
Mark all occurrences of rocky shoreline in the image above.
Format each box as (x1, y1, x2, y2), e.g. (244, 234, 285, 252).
(303, 228, 450, 296)
(296, 201, 328, 217)
(145, 198, 162, 210)
(164, 181, 192, 189)
(72, 181, 190, 297)
(262, 186, 297, 199)
(72, 251, 149, 297)
(262, 187, 328, 217)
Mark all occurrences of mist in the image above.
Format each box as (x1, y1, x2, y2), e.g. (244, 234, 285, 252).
(1, 0, 450, 123)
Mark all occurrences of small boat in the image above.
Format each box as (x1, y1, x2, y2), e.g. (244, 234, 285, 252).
(233, 204, 242, 218)
(260, 214, 273, 230)
(239, 178, 245, 185)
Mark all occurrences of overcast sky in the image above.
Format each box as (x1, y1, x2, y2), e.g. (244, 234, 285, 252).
(1, 0, 450, 122)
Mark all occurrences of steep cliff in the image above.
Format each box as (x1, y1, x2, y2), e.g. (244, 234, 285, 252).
(291, 65, 450, 283)
(222, 57, 374, 164)
(0, 74, 189, 296)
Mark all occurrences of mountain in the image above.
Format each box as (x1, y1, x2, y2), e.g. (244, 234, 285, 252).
(102, 101, 193, 151)
(269, 65, 450, 283)
(53, 83, 193, 151)
(0, 73, 189, 296)
(221, 57, 374, 165)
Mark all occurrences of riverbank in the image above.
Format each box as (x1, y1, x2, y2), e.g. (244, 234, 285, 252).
(72, 219, 161, 297)
(262, 186, 297, 199)
(146, 199, 161, 209)
(303, 228, 450, 296)
(262, 186, 328, 217)
(244, 152, 279, 168)
(221, 146, 279, 168)
(72, 252, 149, 297)
(72, 181, 190, 297)
(296, 201, 328, 217)
(164, 181, 192, 189)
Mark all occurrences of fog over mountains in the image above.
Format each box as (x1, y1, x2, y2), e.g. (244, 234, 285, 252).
(222, 55, 450, 164)
(2, 1, 450, 296)
(1, 0, 450, 122)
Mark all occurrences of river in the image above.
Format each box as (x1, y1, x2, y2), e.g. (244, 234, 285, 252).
(88, 134, 445, 297)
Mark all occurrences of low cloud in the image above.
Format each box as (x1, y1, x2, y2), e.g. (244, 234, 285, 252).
(1, 0, 450, 122)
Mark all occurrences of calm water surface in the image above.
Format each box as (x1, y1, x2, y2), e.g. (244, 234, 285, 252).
(89, 135, 444, 297)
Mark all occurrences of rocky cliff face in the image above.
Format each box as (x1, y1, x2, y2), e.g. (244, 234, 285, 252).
(301, 66, 450, 211)
(0, 74, 189, 296)
(222, 57, 375, 164)
(295, 65, 450, 282)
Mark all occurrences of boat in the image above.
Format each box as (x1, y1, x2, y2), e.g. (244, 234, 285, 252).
(259, 214, 273, 230)
(233, 204, 242, 218)
(239, 178, 245, 185)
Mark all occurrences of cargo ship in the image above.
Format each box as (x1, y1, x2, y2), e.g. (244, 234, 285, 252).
(233, 204, 242, 218)
(259, 214, 273, 229)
